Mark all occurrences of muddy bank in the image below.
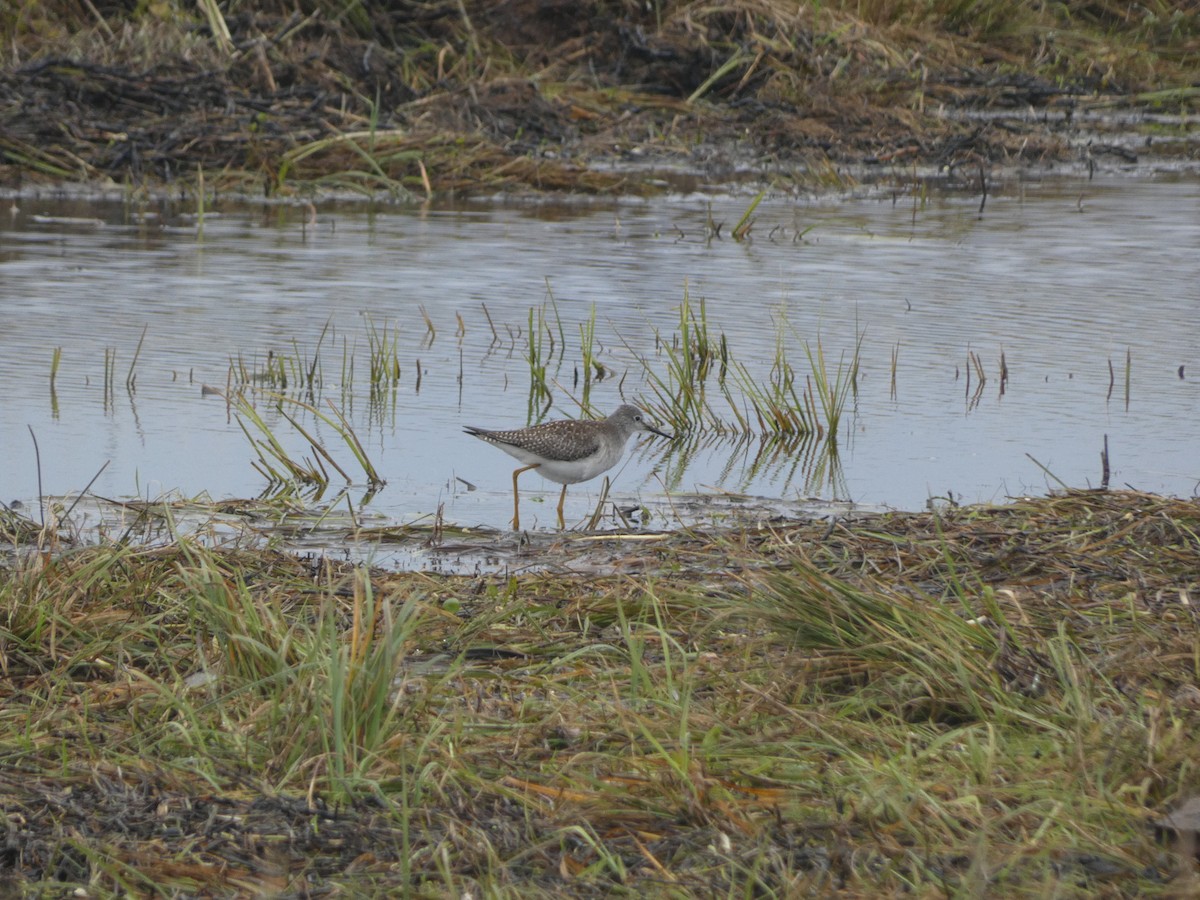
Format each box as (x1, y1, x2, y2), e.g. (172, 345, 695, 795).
(1, 1, 1198, 196)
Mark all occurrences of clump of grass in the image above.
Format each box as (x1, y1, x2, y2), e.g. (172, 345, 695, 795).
(0, 502, 45, 545)
(276, 130, 416, 199)
(634, 289, 727, 434)
(184, 546, 431, 796)
(728, 556, 1007, 721)
(231, 390, 383, 493)
(231, 348, 289, 390)
(184, 545, 299, 687)
(232, 321, 332, 399)
(524, 300, 565, 419)
(727, 336, 818, 437)
(233, 391, 334, 489)
(316, 398, 385, 487)
(803, 331, 862, 443)
(576, 303, 605, 409)
(629, 292, 860, 445)
(364, 314, 402, 394)
(731, 190, 764, 241)
(309, 570, 427, 794)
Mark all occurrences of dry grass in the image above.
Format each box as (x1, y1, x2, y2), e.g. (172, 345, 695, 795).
(1, 1, 1197, 195)
(2, 489, 1199, 894)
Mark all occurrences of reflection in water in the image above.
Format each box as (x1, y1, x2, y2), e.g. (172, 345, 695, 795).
(2, 178, 1199, 531)
(652, 429, 846, 499)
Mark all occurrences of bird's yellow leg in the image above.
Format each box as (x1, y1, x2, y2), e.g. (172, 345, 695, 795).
(557, 484, 568, 529)
(511, 464, 539, 530)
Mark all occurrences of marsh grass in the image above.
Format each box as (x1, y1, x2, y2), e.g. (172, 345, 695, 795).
(231, 389, 383, 492)
(576, 304, 603, 409)
(125, 324, 148, 392)
(231, 349, 289, 389)
(277, 130, 415, 199)
(1, 490, 1198, 893)
(524, 300, 566, 418)
(318, 399, 385, 487)
(233, 391, 329, 487)
(0, 502, 44, 546)
(729, 351, 816, 437)
(731, 190, 765, 241)
(102, 346, 116, 407)
(364, 314, 402, 394)
(4, 1, 1196, 197)
(232, 321, 331, 397)
(631, 293, 860, 446)
(803, 331, 862, 442)
(634, 290, 727, 433)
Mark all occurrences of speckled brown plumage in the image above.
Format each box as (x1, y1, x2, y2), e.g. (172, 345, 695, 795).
(464, 404, 672, 529)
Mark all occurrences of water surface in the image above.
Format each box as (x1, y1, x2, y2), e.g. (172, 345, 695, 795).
(2, 176, 1197, 543)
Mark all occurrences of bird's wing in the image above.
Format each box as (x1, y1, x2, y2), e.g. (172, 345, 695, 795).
(464, 420, 602, 462)
(525, 422, 602, 461)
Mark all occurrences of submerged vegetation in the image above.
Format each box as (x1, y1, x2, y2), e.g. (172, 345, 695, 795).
(1, 1, 1198, 195)
(2, 489, 1199, 894)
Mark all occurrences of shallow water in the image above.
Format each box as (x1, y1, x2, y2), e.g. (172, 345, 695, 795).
(2, 175, 1198, 547)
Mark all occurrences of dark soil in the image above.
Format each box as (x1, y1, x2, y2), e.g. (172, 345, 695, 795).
(2, 1, 1198, 196)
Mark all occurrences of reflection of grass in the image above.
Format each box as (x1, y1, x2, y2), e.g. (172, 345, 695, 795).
(2, 491, 1195, 894)
(638, 427, 846, 498)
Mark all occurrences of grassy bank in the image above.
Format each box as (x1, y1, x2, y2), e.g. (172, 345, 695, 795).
(2, 489, 1198, 894)
(1, 1, 1198, 195)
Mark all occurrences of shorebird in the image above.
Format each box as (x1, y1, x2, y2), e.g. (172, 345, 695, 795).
(464, 404, 672, 530)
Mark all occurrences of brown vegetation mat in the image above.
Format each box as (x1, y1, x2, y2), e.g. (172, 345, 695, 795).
(2, 1, 1198, 195)
(3, 489, 1200, 894)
